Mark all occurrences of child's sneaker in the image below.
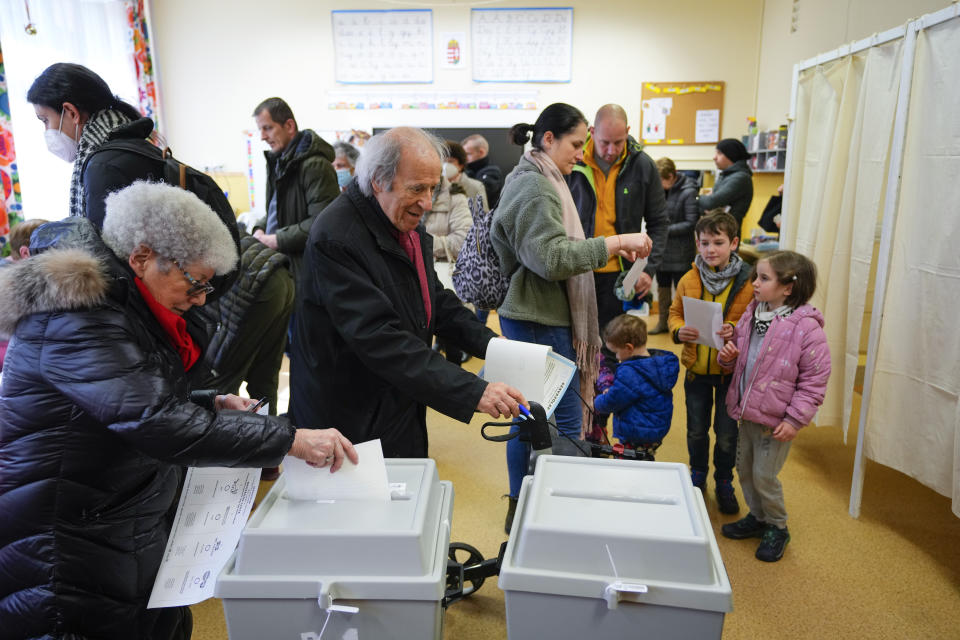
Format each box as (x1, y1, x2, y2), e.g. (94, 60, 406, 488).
(690, 469, 707, 491)
(755, 525, 790, 562)
(721, 513, 766, 539)
(715, 478, 740, 514)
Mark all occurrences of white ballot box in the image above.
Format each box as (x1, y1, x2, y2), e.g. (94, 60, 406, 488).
(499, 456, 732, 640)
(215, 459, 453, 640)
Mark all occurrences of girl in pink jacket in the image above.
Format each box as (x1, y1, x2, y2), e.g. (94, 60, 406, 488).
(716, 251, 830, 562)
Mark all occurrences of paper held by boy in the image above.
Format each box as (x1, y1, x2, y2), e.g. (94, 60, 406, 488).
(483, 338, 577, 419)
(681, 297, 725, 350)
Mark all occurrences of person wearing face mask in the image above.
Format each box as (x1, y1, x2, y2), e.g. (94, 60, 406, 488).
(333, 141, 360, 192)
(490, 103, 655, 532)
(443, 140, 489, 212)
(27, 63, 155, 227)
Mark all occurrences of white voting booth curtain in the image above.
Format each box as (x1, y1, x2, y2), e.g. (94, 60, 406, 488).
(863, 17, 960, 517)
(783, 42, 902, 435)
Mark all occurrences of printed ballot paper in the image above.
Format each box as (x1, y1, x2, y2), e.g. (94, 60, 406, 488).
(281, 439, 390, 502)
(147, 440, 391, 608)
(147, 466, 261, 608)
(483, 338, 577, 418)
(681, 296, 725, 350)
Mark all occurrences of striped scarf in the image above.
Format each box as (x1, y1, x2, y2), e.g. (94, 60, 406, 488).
(69, 109, 134, 219)
(753, 301, 793, 336)
(695, 252, 744, 295)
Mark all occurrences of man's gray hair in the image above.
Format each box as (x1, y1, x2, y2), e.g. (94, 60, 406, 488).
(355, 127, 447, 197)
(102, 181, 237, 275)
(333, 141, 360, 168)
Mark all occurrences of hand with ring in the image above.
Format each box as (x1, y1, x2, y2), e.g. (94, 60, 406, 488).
(288, 428, 358, 472)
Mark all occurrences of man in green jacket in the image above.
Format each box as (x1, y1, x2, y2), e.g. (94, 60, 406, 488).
(252, 97, 339, 287)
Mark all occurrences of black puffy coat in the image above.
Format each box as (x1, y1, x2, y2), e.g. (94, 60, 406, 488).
(290, 181, 495, 458)
(659, 172, 702, 273)
(0, 220, 295, 639)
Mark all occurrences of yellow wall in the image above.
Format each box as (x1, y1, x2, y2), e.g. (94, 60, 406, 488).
(209, 172, 250, 216)
(741, 172, 783, 238)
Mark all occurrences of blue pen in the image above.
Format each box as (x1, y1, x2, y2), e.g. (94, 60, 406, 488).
(518, 404, 533, 421)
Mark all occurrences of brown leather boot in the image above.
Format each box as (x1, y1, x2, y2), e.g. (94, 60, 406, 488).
(649, 286, 671, 334)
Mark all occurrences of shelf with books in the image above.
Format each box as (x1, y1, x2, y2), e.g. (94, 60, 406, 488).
(742, 124, 788, 173)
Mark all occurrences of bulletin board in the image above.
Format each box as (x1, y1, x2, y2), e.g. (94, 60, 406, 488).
(640, 82, 724, 145)
(331, 9, 433, 84)
(471, 8, 573, 83)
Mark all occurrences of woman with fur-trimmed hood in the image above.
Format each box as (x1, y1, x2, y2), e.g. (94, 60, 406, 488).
(0, 182, 357, 640)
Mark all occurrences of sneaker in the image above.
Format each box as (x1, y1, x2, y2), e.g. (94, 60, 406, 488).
(504, 496, 519, 535)
(715, 479, 741, 514)
(756, 525, 790, 562)
(721, 513, 767, 539)
(690, 469, 707, 492)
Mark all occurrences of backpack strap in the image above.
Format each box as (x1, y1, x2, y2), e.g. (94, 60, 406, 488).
(80, 138, 165, 177)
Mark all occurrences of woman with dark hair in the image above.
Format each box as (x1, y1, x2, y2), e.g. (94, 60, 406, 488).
(698, 137, 754, 228)
(490, 103, 653, 532)
(28, 62, 160, 228)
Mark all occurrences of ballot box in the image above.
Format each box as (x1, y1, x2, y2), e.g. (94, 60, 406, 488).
(215, 459, 453, 640)
(499, 456, 732, 640)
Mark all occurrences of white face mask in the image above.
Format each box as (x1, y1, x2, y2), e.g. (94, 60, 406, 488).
(44, 109, 79, 163)
(442, 162, 459, 181)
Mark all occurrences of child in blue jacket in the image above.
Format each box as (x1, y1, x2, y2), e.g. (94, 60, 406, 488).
(594, 314, 680, 459)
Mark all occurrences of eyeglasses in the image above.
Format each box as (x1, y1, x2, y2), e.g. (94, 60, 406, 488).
(172, 259, 215, 297)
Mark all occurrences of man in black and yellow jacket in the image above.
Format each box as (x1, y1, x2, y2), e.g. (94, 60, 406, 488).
(566, 104, 669, 343)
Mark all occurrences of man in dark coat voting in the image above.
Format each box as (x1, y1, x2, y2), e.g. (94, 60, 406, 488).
(291, 127, 526, 458)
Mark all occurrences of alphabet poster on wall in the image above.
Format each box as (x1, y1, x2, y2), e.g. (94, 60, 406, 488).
(332, 9, 433, 84)
(471, 7, 573, 83)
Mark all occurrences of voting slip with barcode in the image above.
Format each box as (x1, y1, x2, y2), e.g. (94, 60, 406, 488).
(483, 338, 577, 418)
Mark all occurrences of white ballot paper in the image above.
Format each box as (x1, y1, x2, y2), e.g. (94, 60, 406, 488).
(620, 256, 649, 298)
(682, 296, 725, 350)
(484, 338, 577, 418)
(281, 438, 390, 502)
(147, 466, 261, 608)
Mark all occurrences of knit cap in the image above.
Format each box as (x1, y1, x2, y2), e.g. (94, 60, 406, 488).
(716, 138, 751, 163)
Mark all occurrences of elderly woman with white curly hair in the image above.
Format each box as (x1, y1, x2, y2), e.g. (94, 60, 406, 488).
(0, 181, 357, 640)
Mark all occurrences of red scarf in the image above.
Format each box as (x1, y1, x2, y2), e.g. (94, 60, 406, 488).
(134, 277, 201, 371)
(393, 229, 432, 327)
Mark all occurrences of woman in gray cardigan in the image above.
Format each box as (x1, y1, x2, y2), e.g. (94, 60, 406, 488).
(491, 103, 652, 532)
